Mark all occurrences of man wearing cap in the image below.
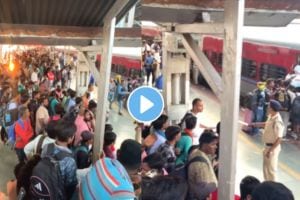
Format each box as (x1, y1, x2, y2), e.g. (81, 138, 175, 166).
(251, 100, 284, 181)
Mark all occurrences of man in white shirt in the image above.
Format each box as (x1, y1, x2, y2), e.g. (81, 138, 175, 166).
(35, 96, 50, 135)
(31, 67, 39, 84)
(181, 98, 207, 145)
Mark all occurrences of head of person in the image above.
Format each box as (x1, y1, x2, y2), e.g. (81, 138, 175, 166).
(69, 90, 76, 99)
(14, 162, 25, 180)
(45, 120, 58, 139)
(105, 124, 113, 132)
(152, 114, 169, 131)
(84, 92, 90, 99)
(141, 176, 188, 200)
(266, 78, 275, 89)
(117, 139, 141, 173)
(55, 119, 76, 144)
(54, 103, 64, 117)
(88, 100, 97, 114)
(84, 109, 93, 122)
(257, 82, 266, 91)
(20, 93, 30, 104)
(141, 152, 165, 177)
(88, 84, 94, 91)
(81, 131, 94, 145)
(32, 91, 40, 100)
(240, 176, 260, 200)
(40, 95, 49, 107)
(268, 100, 281, 115)
(251, 181, 294, 200)
(165, 126, 181, 143)
(192, 98, 204, 113)
(185, 115, 197, 130)
(104, 131, 117, 147)
(199, 129, 219, 155)
(75, 96, 82, 106)
(19, 106, 30, 119)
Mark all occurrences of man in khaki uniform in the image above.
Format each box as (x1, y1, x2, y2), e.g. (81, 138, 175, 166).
(253, 100, 284, 181)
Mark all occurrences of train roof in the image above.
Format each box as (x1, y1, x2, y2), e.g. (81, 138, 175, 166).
(112, 47, 141, 60)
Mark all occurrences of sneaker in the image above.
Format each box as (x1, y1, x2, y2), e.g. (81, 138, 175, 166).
(118, 112, 123, 116)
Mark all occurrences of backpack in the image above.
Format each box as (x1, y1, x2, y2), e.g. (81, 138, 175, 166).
(73, 145, 90, 169)
(178, 112, 194, 128)
(274, 89, 290, 110)
(4, 103, 18, 127)
(7, 119, 24, 148)
(30, 143, 72, 200)
(170, 156, 208, 180)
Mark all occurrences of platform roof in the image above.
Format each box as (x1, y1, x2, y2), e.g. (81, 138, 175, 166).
(140, 0, 300, 26)
(0, 0, 140, 46)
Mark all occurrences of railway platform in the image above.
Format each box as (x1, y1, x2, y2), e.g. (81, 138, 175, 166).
(2, 82, 299, 197)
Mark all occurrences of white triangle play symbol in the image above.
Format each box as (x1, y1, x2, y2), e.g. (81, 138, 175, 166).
(140, 95, 154, 114)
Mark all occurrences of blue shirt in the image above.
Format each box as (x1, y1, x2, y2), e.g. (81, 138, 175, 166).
(145, 55, 154, 66)
(148, 131, 166, 155)
(66, 98, 76, 113)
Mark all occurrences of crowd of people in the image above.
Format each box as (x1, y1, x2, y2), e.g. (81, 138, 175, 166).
(243, 65, 300, 141)
(0, 46, 296, 200)
(142, 40, 163, 89)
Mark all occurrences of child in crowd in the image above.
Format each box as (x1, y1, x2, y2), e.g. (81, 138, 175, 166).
(103, 131, 117, 159)
(74, 131, 93, 169)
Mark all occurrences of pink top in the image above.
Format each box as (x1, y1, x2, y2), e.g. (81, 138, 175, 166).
(74, 115, 90, 146)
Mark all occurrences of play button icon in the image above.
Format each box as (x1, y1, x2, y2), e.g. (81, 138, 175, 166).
(127, 86, 164, 123)
(140, 95, 154, 114)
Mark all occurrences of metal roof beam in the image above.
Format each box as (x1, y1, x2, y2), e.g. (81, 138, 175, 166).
(181, 33, 222, 99)
(104, 0, 132, 22)
(175, 23, 224, 34)
(0, 23, 140, 39)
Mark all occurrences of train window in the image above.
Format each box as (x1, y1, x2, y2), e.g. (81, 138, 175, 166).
(241, 59, 256, 79)
(211, 52, 218, 65)
(259, 63, 287, 81)
(217, 53, 223, 67)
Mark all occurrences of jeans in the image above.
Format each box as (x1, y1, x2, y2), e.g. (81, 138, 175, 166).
(15, 148, 27, 162)
(108, 92, 115, 108)
(118, 100, 123, 113)
(252, 107, 265, 135)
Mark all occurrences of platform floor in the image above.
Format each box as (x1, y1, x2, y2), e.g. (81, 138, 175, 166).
(0, 84, 299, 198)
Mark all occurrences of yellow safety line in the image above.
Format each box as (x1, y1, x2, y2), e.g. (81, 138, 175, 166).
(239, 132, 300, 180)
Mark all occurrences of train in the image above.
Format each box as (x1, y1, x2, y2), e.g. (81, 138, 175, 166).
(94, 47, 141, 78)
(201, 36, 300, 94)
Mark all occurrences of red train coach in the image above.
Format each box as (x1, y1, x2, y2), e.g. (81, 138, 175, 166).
(202, 36, 300, 94)
(96, 52, 141, 78)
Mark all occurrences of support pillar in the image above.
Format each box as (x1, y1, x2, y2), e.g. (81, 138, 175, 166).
(172, 73, 181, 105)
(218, 0, 245, 199)
(93, 17, 116, 162)
(163, 32, 190, 122)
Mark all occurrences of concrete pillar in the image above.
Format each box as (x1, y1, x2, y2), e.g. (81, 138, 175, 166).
(163, 32, 190, 122)
(93, 17, 116, 163)
(172, 73, 181, 105)
(218, 0, 245, 199)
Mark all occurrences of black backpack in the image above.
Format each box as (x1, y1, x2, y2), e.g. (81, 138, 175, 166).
(29, 143, 72, 200)
(170, 156, 208, 180)
(178, 112, 194, 128)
